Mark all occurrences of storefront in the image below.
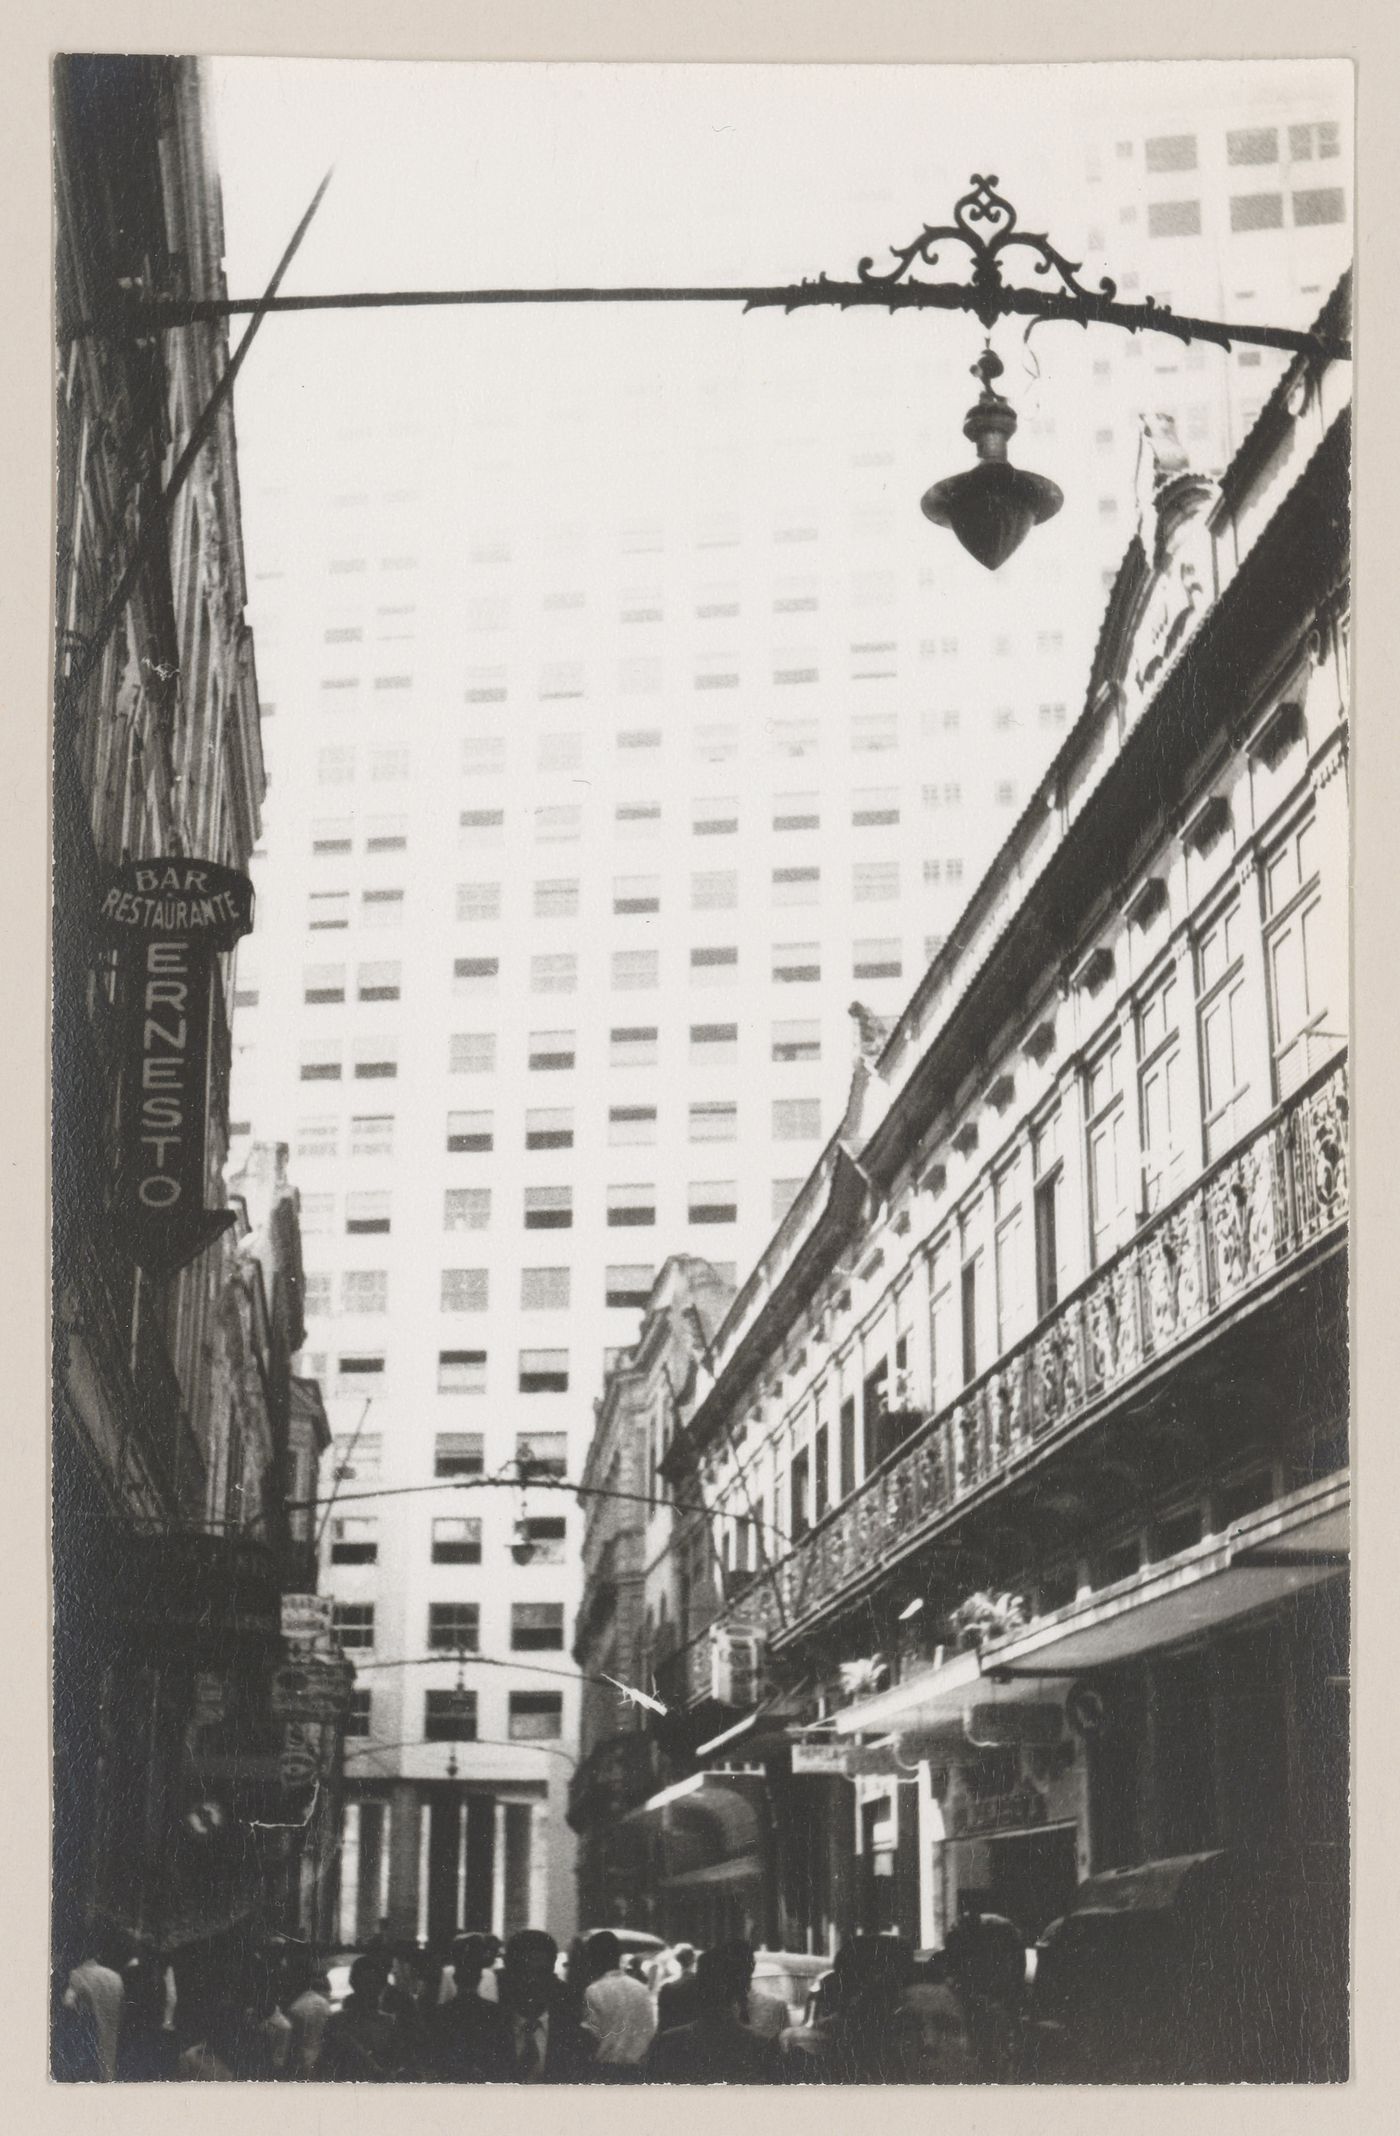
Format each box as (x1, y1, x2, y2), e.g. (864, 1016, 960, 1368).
(619, 1771, 772, 1947)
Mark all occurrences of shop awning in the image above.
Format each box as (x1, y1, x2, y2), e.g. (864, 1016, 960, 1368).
(831, 1647, 984, 1739)
(661, 1851, 763, 1890)
(618, 1770, 766, 1887)
(985, 1472, 1349, 1679)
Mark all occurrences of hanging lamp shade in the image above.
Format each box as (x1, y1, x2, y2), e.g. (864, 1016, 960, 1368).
(921, 349, 1063, 570)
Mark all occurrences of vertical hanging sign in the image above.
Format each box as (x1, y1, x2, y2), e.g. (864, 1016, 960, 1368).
(100, 859, 255, 1275)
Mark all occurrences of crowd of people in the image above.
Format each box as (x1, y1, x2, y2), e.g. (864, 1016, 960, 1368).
(54, 1913, 1030, 2084)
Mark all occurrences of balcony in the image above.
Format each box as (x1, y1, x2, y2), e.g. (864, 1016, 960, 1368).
(717, 1057, 1348, 1651)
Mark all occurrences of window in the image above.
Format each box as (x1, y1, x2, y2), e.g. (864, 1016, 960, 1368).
(690, 1100, 737, 1142)
(533, 878, 579, 920)
(1290, 120, 1341, 161)
(1228, 126, 1278, 165)
(455, 955, 499, 995)
(695, 723, 738, 762)
(529, 1030, 575, 1072)
(518, 1348, 569, 1395)
(312, 818, 353, 856)
(524, 1186, 572, 1231)
(299, 1193, 335, 1235)
(308, 890, 349, 931)
(346, 1191, 391, 1235)
(346, 1690, 371, 1739)
(993, 1157, 1028, 1353)
(431, 1520, 482, 1568)
(1033, 1109, 1066, 1320)
(610, 1025, 657, 1066)
(693, 796, 738, 836)
(438, 1349, 486, 1395)
(303, 963, 346, 1006)
(357, 961, 401, 1002)
(450, 1032, 497, 1075)
(342, 1270, 388, 1315)
(1197, 901, 1250, 1161)
(616, 802, 661, 837)
(435, 1431, 485, 1477)
(772, 1019, 820, 1063)
(1293, 186, 1346, 227)
(1264, 816, 1332, 1096)
(618, 728, 663, 751)
(461, 735, 506, 777)
(424, 1690, 477, 1742)
(531, 953, 577, 995)
(332, 1604, 375, 1651)
(297, 1118, 338, 1161)
(445, 1187, 491, 1231)
(996, 782, 1017, 808)
(441, 1268, 489, 1313)
(538, 731, 582, 773)
(365, 817, 407, 854)
(598, 1262, 651, 1311)
(774, 942, 820, 984)
(525, 1107, 573, 1151)
(516, 1432, 568, 1477)
(1145, 132, 1197, 172)
(773, 1098, 821, 1141)
(353, 1038, 398, 1081)
(690, 1022, 738, 1066)
(509, 1692, 564, 1739)
(689, 1181, 736, 1225)
(839, 1395, 856, 1499)
(361, 887, 404, 927)
(614, 874, 660, 915)
(447, 1110, 493, 1153)
(1230, 192, 1283, 231)
(854, 938, 902, 980)
(692, 870, 738, 911)
(317, 747, 355, 785)
(457, 881, 501, 922)
(1149, 199, 1202, 237)
(1138, 970, 1186, 1213)
(1085, 1037, 1129, 1266)
(535, 805, 581, 842)
(608, 1183, 655, 1228)
(613, 949, 659, 991)
(371, 747, 410, 782)
(852, 711, 898, 752)
(304, 1271, 333, 1317)
(690, 945, 738, 981)
(770, 716, 819, 756)
(523, 1267, 571, 1310)
(330, 1516, 378, 1566)
(618, 657, 661, 696)
(773, 793, 819, 832)
(460, 808, 505, 845)
(854, 861, 900, 902)
(772, 865, 820, 906)
(852, 789, 899, 827)
(511, 1603, 565, 1652)
(429, 1603, 481, 1651)
(336, 1352, 385, 1394)
(609, 1105, 657, 1146)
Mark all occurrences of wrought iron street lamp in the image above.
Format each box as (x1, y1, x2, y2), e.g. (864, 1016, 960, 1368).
(920, 346, 1062, 568)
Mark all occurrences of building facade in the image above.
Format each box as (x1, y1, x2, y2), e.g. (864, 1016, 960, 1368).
(620, 284, 1349, 2079)
(51, 56, 340, 2003)
(220, 69, 1351, 1952)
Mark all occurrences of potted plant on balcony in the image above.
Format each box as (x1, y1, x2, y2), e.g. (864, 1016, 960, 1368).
(948, 1591, 1028, 1653)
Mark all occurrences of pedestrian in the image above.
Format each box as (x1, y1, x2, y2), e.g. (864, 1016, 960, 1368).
(655, 1944, 700, 2033)
(425, 1936, 514, 2082)
(284, 1964, 334, 2079)
(59, 1937, 126, 2081)
(578, 1929, 656, 2076)
(319, 1953, 404, 2081)
(717, 1940, 787, 2040)
(476, 1931, 502, 2002)
(496, 1928, 596, 2081)
(782, 1935, 918, 2084)
(943, 1910, 1027, 2080)
(896, 1949, 981, 2083)
(115, 1949, 178, 2080)
(645, 1945, 778, 2084)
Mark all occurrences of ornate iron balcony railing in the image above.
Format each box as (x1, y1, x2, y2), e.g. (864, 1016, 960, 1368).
(695, 1055, 1348, 1678)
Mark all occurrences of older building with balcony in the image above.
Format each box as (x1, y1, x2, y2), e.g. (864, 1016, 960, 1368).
(639, 281, 1349, 2076)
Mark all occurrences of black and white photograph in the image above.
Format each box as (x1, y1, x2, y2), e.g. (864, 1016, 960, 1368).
(49, 45, 1353, 2087)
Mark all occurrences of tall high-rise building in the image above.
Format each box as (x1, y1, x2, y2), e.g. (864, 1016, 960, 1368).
(221, 63, 1350, 1944)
